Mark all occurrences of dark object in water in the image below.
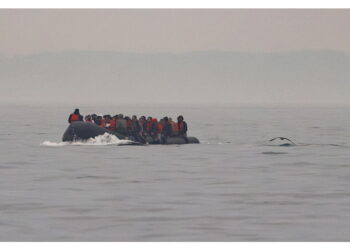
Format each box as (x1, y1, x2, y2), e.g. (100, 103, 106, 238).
(269, 137, 296, 146)
(62, 121, 200, 145)
(262, 151, 288, 155)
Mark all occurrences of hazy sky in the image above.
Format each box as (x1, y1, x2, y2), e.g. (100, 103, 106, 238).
(1, 9, 350, 106)
(1, 9, 350, 55)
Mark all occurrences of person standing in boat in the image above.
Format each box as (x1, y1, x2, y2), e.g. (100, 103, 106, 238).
(68, 108, 83, 123)
(161, 117, 172, 144)
(177, 115, 188, 143)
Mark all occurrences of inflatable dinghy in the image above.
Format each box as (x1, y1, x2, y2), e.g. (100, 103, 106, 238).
(62, 121, 199, 145)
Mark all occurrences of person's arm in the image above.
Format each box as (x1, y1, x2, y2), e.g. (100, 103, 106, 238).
(68, 114, 72, 123)
(79, 115, 83, 121)
(184, 122, 188, 133)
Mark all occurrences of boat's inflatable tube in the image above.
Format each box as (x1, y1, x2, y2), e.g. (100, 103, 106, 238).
(62, 121, 199, 145)
(145, 136, 200, 144)
(62, 121, 126, 142)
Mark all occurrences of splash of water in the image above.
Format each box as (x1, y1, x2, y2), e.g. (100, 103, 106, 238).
(40, 133, 133, 147)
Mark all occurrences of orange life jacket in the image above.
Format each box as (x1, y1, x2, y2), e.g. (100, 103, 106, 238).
(70, 114, 80, 122)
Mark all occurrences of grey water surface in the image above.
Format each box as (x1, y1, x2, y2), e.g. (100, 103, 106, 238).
(1, 105, 350, 241)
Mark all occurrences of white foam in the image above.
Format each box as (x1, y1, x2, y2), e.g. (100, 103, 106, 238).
(40, 133, 133, 147)
(40, 141, 70, 147)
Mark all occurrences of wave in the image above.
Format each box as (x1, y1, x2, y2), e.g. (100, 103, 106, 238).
(40, 133, 134, 147)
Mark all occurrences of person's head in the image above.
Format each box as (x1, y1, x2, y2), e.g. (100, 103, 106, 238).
(132, 115, 137, 120)
(85, 115, 91, 121)
(97, 115, 102, 121)
(169, 117, 173, 122)
(112, 115, 118, 120)
(163, 117, 169, 122)
(118, 114, 124, 119)
(147, 116, 152, 122)
(125, 116, 130, 121)
(177, 115, 184, 122)
(74, 108, 80, 114)
(104, 115, 111, 122)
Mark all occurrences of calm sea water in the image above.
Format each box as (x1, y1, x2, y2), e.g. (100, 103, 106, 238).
(1, 104, 350, 241)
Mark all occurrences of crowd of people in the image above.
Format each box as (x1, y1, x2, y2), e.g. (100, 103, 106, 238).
(68, 108, 188, 144)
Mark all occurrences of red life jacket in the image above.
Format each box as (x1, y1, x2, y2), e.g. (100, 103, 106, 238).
(178, 121, 185, 132)
(85, 119, 92, 123)
(172, 122, 179, 132)
(146, 121, 153, 132)
(70, 114, 80, 122)
(157, 123, 164, 133)
(109, 120, 117, 130)
(100, 119, 106, 128)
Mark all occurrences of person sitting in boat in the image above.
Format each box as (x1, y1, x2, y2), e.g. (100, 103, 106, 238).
(91, 114, 98, 124)
(139, 116, 147, 137)
(157, 118, 164, 142)
(145, 117, 153, 137)
(68, 108, 83, 123)
(116, 114, 127, 135)
(85, 114, 93, 123)
(109, 115, 118, 131)
(125, 116, 132, 136)
(161, 117, 172, 144)
(131, 115, 145, 143)
(151, 118, 160, 143)
(177, 115, 188, 143)
(168, 117, 178, 136)
(103, 115, 112, 129)
(95, 115, 103, 126)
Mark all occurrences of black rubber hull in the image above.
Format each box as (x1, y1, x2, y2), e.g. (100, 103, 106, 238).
(62, 121, 200, 145)
(62, 121, 125, 142)
(145, 136, 200, 144)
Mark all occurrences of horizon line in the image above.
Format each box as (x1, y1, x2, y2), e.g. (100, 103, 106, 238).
(1, 48, 349, 58)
